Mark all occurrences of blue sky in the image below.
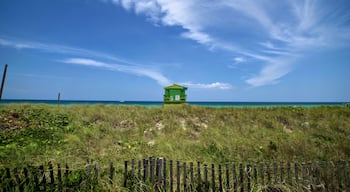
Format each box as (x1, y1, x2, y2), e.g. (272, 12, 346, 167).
(0, 0, 349, 101)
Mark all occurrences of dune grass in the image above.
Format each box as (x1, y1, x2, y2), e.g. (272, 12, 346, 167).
(1, 103, 349, 168)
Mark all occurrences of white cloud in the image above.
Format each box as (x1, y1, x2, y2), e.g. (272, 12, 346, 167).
(61, 58, 171, 86)
(1, 36, 231, 90)
(107, 0, 350, 87)
(234, 57, 245, 64)
(182, 82, 232, 90)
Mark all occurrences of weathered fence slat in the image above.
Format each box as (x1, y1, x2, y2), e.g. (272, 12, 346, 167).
(2, 158, 350, 191)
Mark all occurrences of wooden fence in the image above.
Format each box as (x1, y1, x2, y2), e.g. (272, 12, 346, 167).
(1, 158, 349, 191)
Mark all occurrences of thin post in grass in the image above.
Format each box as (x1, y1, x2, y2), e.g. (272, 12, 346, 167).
(58, 92, 61, 107)
(0, 64, 8, 101)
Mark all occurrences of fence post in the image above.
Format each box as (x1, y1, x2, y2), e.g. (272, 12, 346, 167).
(23, 166, 29, 187)
(337, 161, 343, 191)
(94, 161, 99, 185)
(287, 162, 291, 185)
(163, 158, 167, 190)
(197, 161, 202, 192)
(218, 164, 223, 192)
(280, 161, 284, 183)
(225, 163, 230, 191)
(253, 164, 258, 186)
(14, 168, 22, 192)
(260, 163, 264, 186)
(176, 161, 180, 192)
(273, 162, 277, 184)
(183, 162, 187, 191)
(143, 159, 148, 182)
(39, 165, 46, 191)
(233, 164, 237, 192)
(138, 160, 141, 180)
(211, 164, 216, 192)
(247, 163, 251, 192)
(345, 161, 349, 192)
(109, 161, 114, 185)
(239, 163, 243, 192)
(150, 158, 155, 183)
(330, 162, 335, 191)
(190, 162, 194, 191)
(266, 163, 271, 185)
(86, 160, 91, 189)
(123, 161, 128, 188)
(157, 158, 163, 190)
(294, 163, 299, 188)
(64, 162, 69, 189)
(170, 160, 173, 192)
(204, 164, 209, 192)
(48, 161, 54, 189)
(322, 161, 328, 191)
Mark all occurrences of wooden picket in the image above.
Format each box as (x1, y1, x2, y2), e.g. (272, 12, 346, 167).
(1, 158, 349, 191)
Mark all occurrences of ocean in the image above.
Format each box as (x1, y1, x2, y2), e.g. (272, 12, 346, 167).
(0, 99, 346, 108)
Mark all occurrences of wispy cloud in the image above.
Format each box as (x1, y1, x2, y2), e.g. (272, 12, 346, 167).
(61, 58, 171, 86)
(0, 36, 232, 89)
(181, 82, 232, 90)
(107, 0, 350, 87)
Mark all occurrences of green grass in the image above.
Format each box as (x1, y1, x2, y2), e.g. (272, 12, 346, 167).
(1, 104, 349, 172)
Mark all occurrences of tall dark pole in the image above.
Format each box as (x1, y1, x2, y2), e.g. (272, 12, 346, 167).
(58, 92, 61, 107)
(0, 64, 8, 101)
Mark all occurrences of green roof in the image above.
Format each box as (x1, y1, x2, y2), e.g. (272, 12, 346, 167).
(164, 84, 187, 90)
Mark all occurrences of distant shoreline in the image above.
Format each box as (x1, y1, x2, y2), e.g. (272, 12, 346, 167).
(0, 99, 346, 108)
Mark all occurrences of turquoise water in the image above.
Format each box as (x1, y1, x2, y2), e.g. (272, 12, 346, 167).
(0, 99, 346, 108)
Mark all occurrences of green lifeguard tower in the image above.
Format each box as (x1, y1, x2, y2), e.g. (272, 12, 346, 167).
(163, 84, 187, 104)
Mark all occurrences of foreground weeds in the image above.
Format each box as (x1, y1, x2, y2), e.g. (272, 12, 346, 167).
(1, 104, 349, 167)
